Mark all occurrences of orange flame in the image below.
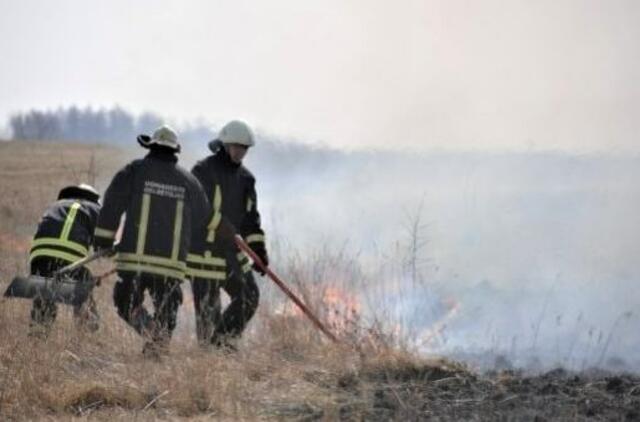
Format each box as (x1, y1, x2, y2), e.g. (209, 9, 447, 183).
(272, 284, 362, 336)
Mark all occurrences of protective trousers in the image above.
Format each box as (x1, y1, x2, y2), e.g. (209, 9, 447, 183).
(191, 279, 222, 345)
(30, 257, 98, 333)
(113, 272, 183, 345)
(191, 269, 259, 348)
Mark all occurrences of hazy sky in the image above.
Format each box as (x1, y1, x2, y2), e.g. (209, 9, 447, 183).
(1, 0, 638, 151)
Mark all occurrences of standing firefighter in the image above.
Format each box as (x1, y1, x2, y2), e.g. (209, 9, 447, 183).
(93, 125, 210, 357)
(28, 184, 101, 335)
(188, 120, 267, 349)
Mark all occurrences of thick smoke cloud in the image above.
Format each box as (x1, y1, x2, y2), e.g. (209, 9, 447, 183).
(240, 145, 640, 372)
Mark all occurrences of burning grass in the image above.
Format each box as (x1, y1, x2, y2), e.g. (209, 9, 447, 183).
(0, 291, 464, 420)
(1, 141, 639, 420)
(0, 141, 447, 419)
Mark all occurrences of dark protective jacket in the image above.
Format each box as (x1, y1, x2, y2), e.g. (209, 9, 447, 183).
(188, 144, 266, 280)
(30, 198, 101, 265)
(94, 149, 210, 280)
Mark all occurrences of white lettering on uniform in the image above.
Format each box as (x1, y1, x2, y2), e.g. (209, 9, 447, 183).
(144, 181, 186, 199)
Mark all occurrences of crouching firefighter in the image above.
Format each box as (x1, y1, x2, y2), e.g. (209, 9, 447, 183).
(189, 120, 267, 350)
(28, 184, 101, 335)
(93, 125, 210, 358)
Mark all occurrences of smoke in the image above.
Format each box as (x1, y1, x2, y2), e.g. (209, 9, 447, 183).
(97, 134, 640, 372)
(239, 143, 640, 372)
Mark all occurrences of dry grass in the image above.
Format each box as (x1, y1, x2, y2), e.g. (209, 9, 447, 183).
(0, 141, 456, 420)
(0, 280, 447, 420)
(5, 141, 636, 420)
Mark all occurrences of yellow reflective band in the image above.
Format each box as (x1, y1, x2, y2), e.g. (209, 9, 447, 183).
(186, 253, 204, 263)
(246, 234, 265, 244)
(186, 253, 226, 267)
(206, 213, 221, 243)
(29, 249, 80, 265)
(204, 250, 226, 267)
(136, 193, 151, 254)
(60, 202, 81, 240)
(171, 200, 184, 261)
(246, 197, 253, 212)
(116, 252, 187, 271)
(206, 185, 222, 243)
(94, 227, 116, 239)
(30, 202, 88, 265)
(186, 268, 226, 280)
(116, 263, 185, 280)
(213, 184, 222, 211)
(236, 251, 252, 273)
(31, 238, 88, 256)
(242, 261, 252, 273)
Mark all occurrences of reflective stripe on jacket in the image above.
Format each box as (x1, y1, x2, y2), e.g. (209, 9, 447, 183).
(186, 252, 227, 281)
(94, 150, 210, 280)
(29, 198, 100, 264)
(191, 147, 265, 276)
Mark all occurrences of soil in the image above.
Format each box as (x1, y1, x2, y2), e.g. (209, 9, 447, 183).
(306, 365, 640, 421)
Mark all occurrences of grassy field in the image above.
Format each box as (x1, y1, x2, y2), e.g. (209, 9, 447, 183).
(1, 141, 639, 420)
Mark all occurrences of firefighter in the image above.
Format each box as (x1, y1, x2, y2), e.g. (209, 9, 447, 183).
(188, 120, 267, 350)
(93, 125, 210, 358)
(28, 183, 101, 335)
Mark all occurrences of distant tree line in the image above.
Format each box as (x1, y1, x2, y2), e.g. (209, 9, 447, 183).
(7, 105, 346, 179)
(8, 106, 214, 146)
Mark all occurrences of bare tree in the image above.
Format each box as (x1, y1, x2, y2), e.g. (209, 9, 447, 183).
(401, 196, 430, 286)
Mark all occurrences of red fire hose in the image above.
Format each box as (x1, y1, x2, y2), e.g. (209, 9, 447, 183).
(235, 235, 339, 343)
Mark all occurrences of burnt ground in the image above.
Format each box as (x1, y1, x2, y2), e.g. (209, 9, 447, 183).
(296, 364, 640, 421)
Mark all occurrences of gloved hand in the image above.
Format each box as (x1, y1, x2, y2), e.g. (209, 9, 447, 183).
(251, 245, 268, 275)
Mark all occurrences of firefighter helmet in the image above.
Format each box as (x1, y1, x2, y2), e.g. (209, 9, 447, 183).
(58, 183, 100, 204)
(216, 120, 255, 147)
(137, 125, 181, 152)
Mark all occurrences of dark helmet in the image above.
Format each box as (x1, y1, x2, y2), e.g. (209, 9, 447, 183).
(58, 183, 100, 204)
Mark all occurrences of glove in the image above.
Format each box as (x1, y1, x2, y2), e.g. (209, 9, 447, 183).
(251, 245, 268, 275)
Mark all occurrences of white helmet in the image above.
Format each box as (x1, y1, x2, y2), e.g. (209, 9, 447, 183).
(137, 124, 181, 152)
(217, 120, 255, 147)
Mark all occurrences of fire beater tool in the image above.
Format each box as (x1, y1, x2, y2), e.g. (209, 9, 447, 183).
(235, 234, 338, 343)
